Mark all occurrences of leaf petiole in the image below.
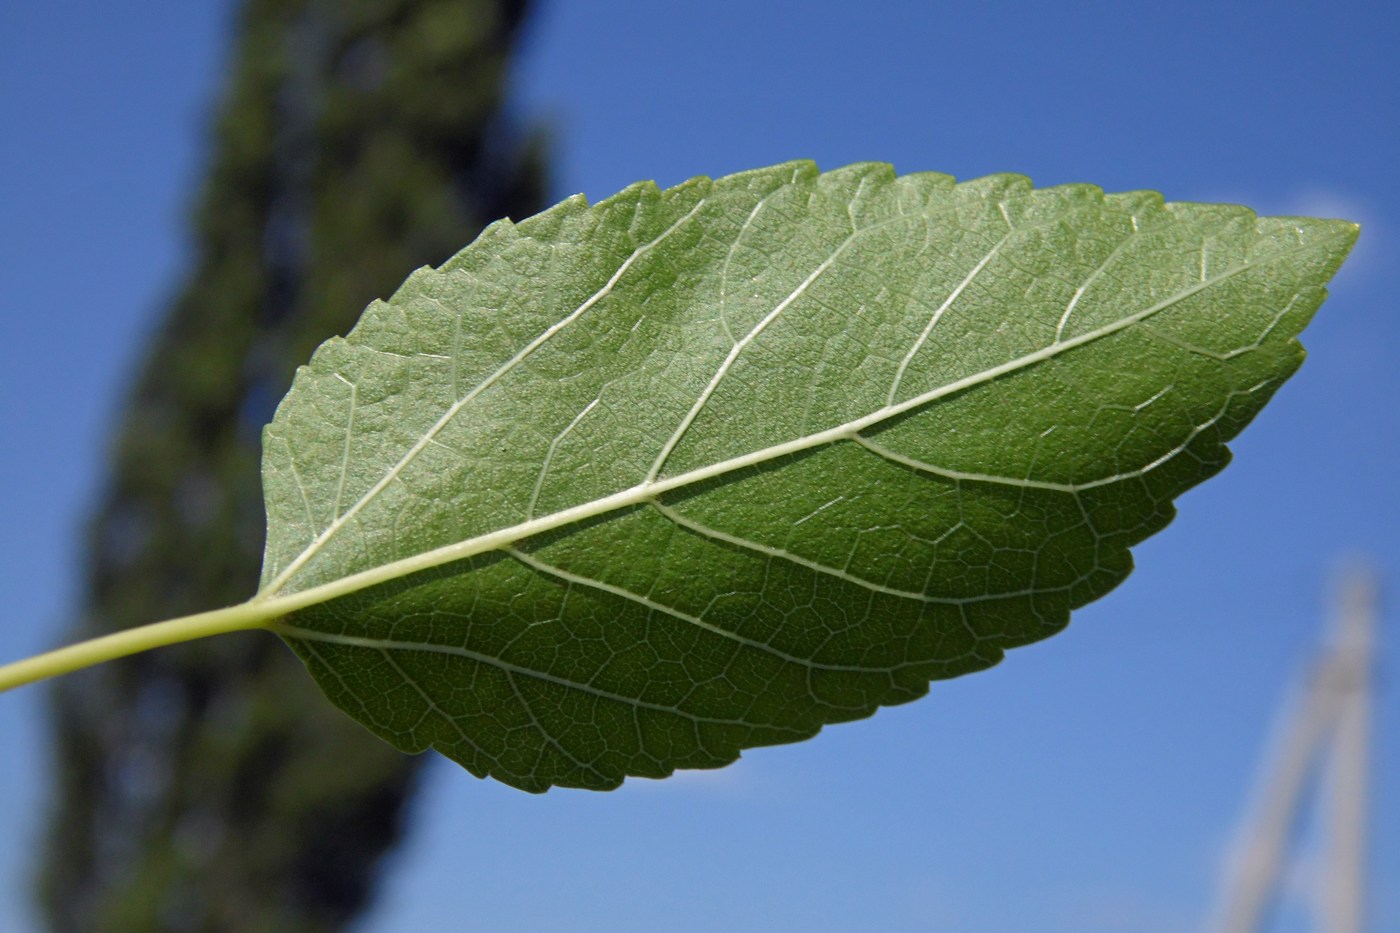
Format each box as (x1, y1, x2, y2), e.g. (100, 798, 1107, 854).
(0, 601, 282, 693)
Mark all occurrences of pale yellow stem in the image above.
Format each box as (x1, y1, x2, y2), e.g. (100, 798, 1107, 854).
(0, 601, 282, 693)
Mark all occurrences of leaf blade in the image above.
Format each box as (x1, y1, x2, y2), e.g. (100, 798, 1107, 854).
(260, 161, 1356, 790)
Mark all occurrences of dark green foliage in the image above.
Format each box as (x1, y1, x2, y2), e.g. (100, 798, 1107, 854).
(256, 162, 1352, 793)
(39, 0, 544, 928)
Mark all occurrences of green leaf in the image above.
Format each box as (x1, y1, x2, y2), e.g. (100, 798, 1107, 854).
(256, 160, 1355, 792)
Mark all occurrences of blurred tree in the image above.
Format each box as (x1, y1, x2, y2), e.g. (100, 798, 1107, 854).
(38, 0, 545, 929)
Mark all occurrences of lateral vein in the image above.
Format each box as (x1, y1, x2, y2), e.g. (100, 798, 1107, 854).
(263, 197, 708, 596)
(259, 233, 1321, 612)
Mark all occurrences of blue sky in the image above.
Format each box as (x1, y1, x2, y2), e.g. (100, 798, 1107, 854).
(1, 2, 1396, 931)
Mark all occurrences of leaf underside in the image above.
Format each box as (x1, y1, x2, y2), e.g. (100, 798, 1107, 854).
(257, 160, 1355, 792)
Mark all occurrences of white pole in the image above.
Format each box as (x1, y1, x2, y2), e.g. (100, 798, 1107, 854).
(1322, 567, 1375, 933)
(1212, 656, 1342, 933)
(1209, 564, 1378, 933)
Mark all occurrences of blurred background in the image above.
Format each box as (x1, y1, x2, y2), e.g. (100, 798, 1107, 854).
(0, 1, 1395, 930)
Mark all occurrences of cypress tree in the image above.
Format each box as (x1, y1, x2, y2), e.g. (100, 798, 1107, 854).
(39, 1, 545, 928)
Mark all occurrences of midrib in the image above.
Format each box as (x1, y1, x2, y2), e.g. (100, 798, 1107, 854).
(250, 244, 1298, 620)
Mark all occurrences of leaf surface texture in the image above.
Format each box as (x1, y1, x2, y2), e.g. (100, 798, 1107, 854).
(258, 161, 1355, 791)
